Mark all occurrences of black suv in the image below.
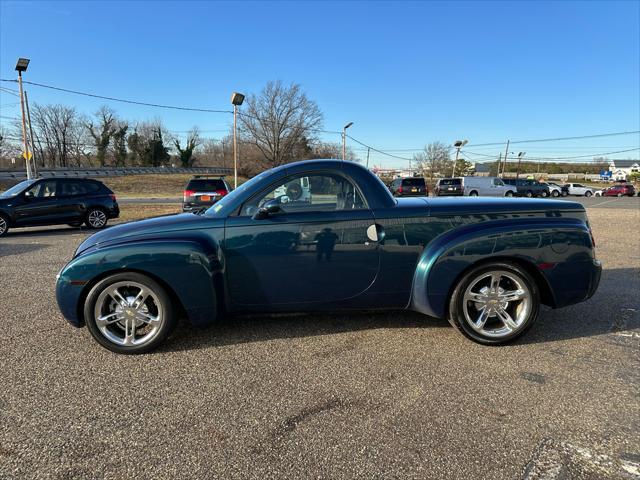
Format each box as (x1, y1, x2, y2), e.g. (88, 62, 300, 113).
(0, 178, 119, 236)
(502, 179, 550, 197)
(388, 177, 428, 197)
(434, 178, 463, 196)
(182, 176, 231, 212)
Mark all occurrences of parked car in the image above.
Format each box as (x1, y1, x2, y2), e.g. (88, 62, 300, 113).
(563, 183, 594, 197)
(600, 183, 636, 197)
(56, 159, 601, 354)
(389, 177, 428, 197)
(461, 176, 516, 197)
(544, 182, 566, 197)
(434, 178, 463, 196)
(502, 179, 550, 197)
(182, 176, 232, 212)
(0, 178, 119, 237)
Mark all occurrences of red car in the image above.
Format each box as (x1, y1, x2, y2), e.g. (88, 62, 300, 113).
(602, 183, 636, 197)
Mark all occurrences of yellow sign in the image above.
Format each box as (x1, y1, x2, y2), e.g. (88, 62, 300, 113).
(22, 151, 32, 160)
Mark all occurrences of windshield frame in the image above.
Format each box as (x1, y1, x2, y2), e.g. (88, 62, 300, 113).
(203, 169, 275, 218)
(0, 179, 37, 198)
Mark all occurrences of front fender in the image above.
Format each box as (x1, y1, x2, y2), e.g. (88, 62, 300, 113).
(56, 236, 222, 328)
(410, 217, 593, 318)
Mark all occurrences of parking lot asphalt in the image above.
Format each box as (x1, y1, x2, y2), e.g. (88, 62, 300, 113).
(0, 207, 638, 479)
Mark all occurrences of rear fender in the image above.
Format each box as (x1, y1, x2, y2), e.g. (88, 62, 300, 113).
(56, 236, 222, 328)
(410, 217, 592, 318)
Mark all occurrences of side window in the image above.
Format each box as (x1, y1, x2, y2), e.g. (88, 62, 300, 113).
(240, 173, 365, 216)
(26, 180, 57, 198)
(59, 181, 87, 196)
(493, 178, 503, 186)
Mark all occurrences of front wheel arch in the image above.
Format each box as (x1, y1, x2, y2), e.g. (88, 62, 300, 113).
(76, 268, 189, 328)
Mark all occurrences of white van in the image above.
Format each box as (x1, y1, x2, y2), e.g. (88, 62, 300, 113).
(462, 177, 516, 197)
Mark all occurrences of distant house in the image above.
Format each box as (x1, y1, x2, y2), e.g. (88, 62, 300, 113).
(473, 163, 491, 176)
(609, 159, 640, 180)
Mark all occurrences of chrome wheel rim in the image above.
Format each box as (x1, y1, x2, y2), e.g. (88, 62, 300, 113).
(0, 217, 6, 235)
(93, 281, 164, 346)
(88, 210, 107, 227)
(462, 270, 531, 338)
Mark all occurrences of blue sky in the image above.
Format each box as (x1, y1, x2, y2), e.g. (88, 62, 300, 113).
(1, 0, 639, 167)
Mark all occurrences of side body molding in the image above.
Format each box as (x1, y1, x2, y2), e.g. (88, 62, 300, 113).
(410, 217, 593, 318)
(56, 235, 222, 328)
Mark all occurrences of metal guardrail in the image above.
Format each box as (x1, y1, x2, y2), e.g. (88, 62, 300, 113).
(0, 166, 232, 180)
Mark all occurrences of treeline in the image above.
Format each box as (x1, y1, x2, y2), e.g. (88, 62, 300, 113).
(0, 80, 355, 176)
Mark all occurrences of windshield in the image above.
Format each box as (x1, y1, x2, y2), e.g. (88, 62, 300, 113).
(0, 180, 35, 198)
(204, 170, 272, 217)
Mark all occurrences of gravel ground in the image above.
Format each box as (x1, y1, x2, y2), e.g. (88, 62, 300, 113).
(0, 207, 638, 479)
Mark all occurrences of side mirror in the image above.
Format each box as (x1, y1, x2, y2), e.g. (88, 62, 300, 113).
(24, 191, 34, 199)
(252, 199, 282, 220)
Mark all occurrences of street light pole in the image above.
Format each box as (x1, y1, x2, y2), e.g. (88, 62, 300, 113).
(501, 140, 510, 178)
(342, 122, 353, 160)
(24, 90, 37, 177)
(16, 58, 32, 180)
(230, 92, 245, 189)
(515, 152, 526, 180)
(451, 139, 468, 177)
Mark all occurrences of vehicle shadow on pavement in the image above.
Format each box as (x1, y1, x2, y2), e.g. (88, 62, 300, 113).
(520, 267, 639, 345)
(162, 267, 639, 352)
(0, 242, 49, 258)
(161, 310, 447, 353)
(2, 226, 91, 238)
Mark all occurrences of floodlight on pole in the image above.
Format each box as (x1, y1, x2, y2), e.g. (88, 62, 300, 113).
(231, 92, 245, 189)
(451, 139, 468, 177)
(342, 122, 354, 160)
(16, 58, 32, 179)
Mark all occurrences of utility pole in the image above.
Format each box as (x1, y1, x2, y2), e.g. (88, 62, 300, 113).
(16, 58, 32, 179)
(496, 152, 502, 176)
(366, 147, 370, 168)
(24, 90, 37, 177)
(501, 140, 510, 178)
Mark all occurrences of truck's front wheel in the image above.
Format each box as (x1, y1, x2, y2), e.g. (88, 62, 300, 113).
(448, 262, 540, 345)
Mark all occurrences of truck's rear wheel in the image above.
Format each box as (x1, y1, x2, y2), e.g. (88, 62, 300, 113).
(448, 262, 540, 345)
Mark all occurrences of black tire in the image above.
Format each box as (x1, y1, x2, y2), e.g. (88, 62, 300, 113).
(526, 190, 534, 198)
(551, 190, 559, 197)
(469, 190, 479, 197)
(84, 272, 178, 354)
(505, 191, 514, 197)
(0, 213, 9, 237)
(585, 191, 593, 197)
(85, 208, 108, 229)
(540, 191, 549, 198)
(447, 261, 540, 345)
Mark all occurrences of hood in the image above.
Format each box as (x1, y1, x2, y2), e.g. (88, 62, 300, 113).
(75, 213, 219, 256)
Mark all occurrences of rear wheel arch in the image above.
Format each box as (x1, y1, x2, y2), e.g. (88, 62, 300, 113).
(443, 256, 556, 320)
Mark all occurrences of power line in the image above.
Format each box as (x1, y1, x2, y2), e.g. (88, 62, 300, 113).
(345, 134, 413, 161)
(467, 130, 640, 147)
(0, 78, 234, 114)
(464, 147, 640, 161)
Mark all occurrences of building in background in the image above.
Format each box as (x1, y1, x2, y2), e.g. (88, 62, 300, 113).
(609, 159, 640, 181)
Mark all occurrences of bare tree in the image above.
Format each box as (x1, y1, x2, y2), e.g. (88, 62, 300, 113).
(174, 127, 201, 167)
(86, 106, 116, 167)
(413, 142, 452, 177)
(311, 141, 356, 161)
(30, 104, 86, 167)
(111, 121, 129, 167)
(238, 81, 323, 168)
